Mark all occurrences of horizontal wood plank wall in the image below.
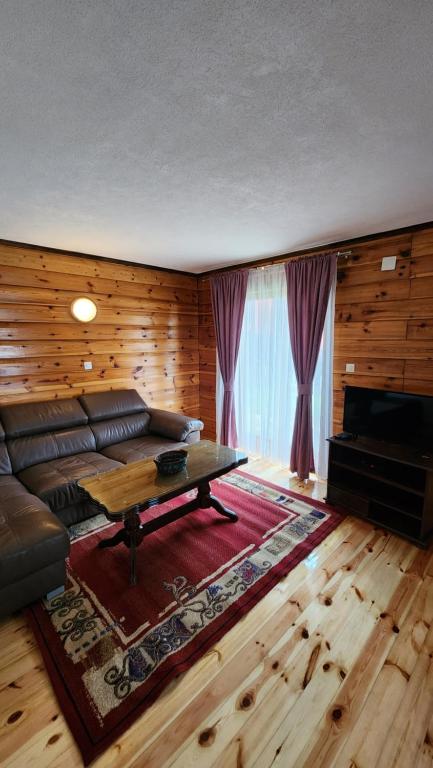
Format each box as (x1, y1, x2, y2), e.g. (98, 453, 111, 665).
(334, 228, 433, 432)
(198, 279, 217, 439)
(0, 243, 200, 416)
(198, 224, 433, 445)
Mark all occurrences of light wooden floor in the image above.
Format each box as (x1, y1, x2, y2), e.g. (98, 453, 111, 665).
(2, 459, 433, 768)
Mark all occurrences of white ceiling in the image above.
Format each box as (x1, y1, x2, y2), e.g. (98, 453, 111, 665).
(1, 1, 433, 273)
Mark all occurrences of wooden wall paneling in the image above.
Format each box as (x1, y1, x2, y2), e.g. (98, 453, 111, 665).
(403, 380, 433, 396)
(333, 227, 433, 431)
(409, 276, 433, 299)
(334, 278, 410, 306)
(334, 373, 404, 391)
(334, 340, 433, 360)
(0, 307, 198, 326)
(0, 324, 198, 342)
(335, 297, 433, 323)
(0, 285, 197, 314)
(411, 229, 433, 259)
(338, 234, 412, 267)
(0, 243, 200, 418)
(407, 320, 433, 340)
(0, 264, 197, 304)
(0, 243, 195, 288)
(336, 260, 411, 288)
(334, 320, 407, 341)
(405, 359, 433, 382)
(333, 389, 344, 430)
(0, 352, 199, 377)
(0, 339, 199, 359)
(333, 358, 405, 376)
(410, 255, 433, 278)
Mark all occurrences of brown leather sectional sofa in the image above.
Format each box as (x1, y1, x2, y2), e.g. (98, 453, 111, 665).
(0, 389, 203, 618)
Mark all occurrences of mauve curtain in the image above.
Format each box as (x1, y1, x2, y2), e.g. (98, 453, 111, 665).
(210, 270, 248, 447)
(285, 254, 337, 480)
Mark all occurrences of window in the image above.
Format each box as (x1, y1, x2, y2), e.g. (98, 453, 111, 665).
(217, 264, 335, 478)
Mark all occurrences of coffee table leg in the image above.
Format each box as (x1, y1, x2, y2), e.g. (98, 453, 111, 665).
(125, 509, 142, 585)
(130, 536, 137, 586)
(197, 481, 238, 521)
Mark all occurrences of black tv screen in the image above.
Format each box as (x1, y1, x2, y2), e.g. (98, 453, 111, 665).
(343, 386, 433, 451)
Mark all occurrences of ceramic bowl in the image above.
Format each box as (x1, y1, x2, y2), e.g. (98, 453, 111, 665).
(154, 449, 188, 475)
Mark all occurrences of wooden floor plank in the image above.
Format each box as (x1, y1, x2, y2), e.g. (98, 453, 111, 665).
(247, 539, 418, 768)
(296, 548, 432, 768)
(416, 710, 433, 768)
(375, 620, 433, 768)
(325, 567, 433, 768)
(0, 458, 432, 768)
(169, 540, 373, 768)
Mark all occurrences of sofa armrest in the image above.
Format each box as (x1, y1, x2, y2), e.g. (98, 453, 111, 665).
(147, 409, 204, 442)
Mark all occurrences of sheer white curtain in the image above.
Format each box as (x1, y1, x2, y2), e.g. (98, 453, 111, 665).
(234, 265, 295, 465)
(217, 264, 335, 479)
(312, 276, 335, 478)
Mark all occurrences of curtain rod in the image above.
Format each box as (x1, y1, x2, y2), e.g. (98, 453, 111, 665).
(254, 249, 353, 269)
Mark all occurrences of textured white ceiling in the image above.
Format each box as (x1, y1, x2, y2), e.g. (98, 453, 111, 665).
(1, 1, 433, 273)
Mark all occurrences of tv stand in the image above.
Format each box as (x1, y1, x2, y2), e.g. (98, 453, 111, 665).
(325, 436, 433, 547)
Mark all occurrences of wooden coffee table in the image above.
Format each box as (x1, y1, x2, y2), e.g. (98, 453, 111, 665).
(78, 440, 248, 584)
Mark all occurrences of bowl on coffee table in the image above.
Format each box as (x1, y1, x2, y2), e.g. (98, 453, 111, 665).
(154, 449, 188, 475)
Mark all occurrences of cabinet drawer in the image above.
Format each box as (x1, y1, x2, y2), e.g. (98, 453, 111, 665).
(326, 484, 369, 517)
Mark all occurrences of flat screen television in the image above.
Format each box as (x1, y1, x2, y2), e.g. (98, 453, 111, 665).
(343, 386, 433, 452)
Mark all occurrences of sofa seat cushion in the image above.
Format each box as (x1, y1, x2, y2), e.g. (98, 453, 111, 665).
(101, 435, 187, 464)
(0, 475, 69, 589)
(18, 452, 122, 513)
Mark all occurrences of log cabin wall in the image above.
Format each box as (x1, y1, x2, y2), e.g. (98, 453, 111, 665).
(334, 227, 433, 432)
(198, 223, 433, 442)
(0, 242, 200, 416)
(2, 224, 432, 435)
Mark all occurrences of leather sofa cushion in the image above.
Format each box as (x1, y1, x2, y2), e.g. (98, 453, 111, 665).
(0, 475, 69, 589)
(79, 389, 147, 422)
(0, 397, 88, 438)
(0, 419, 12, 474)
(18, 452, 122, 512)
(102, 435, 187, 464)
(90, 411, 151, 450)
(0, 444, 11, 475)
(8, 425, 97, 474)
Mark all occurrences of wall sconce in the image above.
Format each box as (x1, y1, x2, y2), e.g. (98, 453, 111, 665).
(71, 297, 97, 323)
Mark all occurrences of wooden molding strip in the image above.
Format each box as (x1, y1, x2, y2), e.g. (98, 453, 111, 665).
(2, 218, 433, 281)
(0, 238, 197, 278)
(198, 219, 433, 279)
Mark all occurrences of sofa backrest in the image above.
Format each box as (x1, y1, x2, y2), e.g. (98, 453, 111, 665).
(0, 398, 96, 473)
(0, 419, 12, 474)
(79, 389, 150, 450)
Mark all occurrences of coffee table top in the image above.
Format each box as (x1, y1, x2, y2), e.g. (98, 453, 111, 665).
(79, 440, 248, 517)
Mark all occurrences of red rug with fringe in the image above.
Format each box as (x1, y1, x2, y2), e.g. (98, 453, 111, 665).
(26, 470, 342, 764)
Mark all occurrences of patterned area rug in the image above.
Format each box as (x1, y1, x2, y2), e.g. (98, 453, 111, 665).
(26, 470, 342, 765)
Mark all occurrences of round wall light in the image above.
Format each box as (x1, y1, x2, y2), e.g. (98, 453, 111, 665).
(71, 297, 97, 323)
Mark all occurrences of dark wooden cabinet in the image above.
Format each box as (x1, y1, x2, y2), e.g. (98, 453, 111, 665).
(326, 436, 433, 547)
